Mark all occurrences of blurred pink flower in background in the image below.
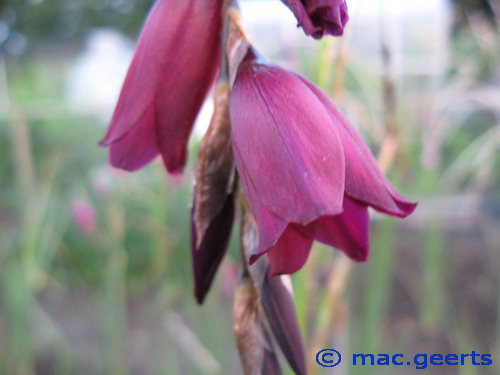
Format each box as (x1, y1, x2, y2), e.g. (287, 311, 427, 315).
(230, 50, 416, 275)
(71, 199, 97, 235)
(100, 0, 224, 173)
(281, 0, 349, 38)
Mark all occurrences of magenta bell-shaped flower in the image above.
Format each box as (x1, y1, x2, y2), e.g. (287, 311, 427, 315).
(230, 50, 416, 275)
(100, 0, 224, 173)
(281, 0, 349, 38)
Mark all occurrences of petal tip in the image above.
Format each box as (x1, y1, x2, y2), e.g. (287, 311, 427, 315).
(248, 254, 260, 266)
(161, 150, 187, 175)
(109, 150, 146, 172)
(98, 138, 110, 147)
(401, 201, 418, 216)
(194, 285, 208, 305)
(339, 241, 369, 263)
(351, 246, 369, 262)
(268, 260, 304, 277)
(392, 199, 418, 218)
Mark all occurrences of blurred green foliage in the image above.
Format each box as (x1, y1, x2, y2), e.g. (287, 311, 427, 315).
(0, 0, 153, 55)
(3, 0, 152, 37)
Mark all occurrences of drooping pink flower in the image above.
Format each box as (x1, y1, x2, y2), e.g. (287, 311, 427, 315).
(281, 0, 349, 38)
(230, 50, 416, 275)
(100, 0, 224, 173)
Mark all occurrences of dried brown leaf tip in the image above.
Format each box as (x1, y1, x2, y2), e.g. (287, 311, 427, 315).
(233, 273, 282, 375)
(191, 82, 236, 304)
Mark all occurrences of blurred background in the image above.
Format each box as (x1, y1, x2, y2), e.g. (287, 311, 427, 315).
(0, 0, 498, 374)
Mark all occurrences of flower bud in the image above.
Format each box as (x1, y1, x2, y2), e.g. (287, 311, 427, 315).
(281, 0, 349, 38)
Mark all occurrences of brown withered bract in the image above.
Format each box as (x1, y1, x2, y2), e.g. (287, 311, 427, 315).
(241, 209, 307, 375)
(191, 194, 235, 304)
(193, 82, 235, 248)
(233, 273, 281, 375)
(191, 80, 236, 304)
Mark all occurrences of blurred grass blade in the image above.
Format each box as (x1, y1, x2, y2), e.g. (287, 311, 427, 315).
(420, 221, 446, 332)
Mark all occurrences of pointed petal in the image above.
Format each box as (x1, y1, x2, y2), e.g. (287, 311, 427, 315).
(253, 202, 290, 257)
(102, 0, 223, 173)
(261, 273, 307, 375)
(314, 196, 369, 261)
(191, 193, 235, 304)
(237, 156, 289, 253)
(231, 57, 345, 226)
(109, 105, 159, 171)
(299, 76, 417, 217)
(250, 225, 313, 276)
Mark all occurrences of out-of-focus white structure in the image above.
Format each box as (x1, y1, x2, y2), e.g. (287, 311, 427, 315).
(66, 0, 451, 134)
(66, 29, 133, 122)
(241, 0, 451, 76)
(350, 0, 451, 76)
